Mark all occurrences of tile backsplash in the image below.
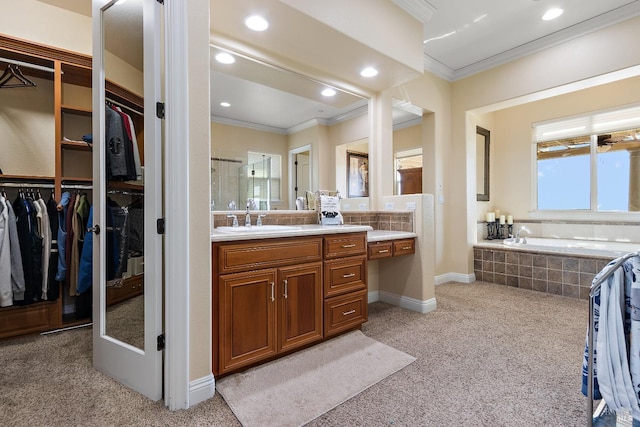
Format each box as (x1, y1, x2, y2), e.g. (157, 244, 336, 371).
(212, 210, 413, 232)
(477, 219, 640, 243)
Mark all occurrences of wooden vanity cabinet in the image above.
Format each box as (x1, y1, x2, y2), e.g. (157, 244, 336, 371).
(323, 233, 368, 337)
(213, 232, 369, 375)
(214, 237, 323, 375)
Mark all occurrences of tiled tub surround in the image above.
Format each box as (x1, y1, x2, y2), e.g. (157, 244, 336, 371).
(212, 210, 413, 231)
(473, 244, 613, 300)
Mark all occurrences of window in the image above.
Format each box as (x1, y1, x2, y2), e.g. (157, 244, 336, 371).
(247, 151, 282, 208)
(533, 104, 640, 212)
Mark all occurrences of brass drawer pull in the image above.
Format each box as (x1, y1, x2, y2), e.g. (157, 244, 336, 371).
(283, 279, 288, 299)
(341, 244, 356, 248)
(342, 273, 356, 278)
(377, 249, 389, 253)
(270, 282, 275, 302)
(342, 309, 356, 316)
(402, 246, 412, 250)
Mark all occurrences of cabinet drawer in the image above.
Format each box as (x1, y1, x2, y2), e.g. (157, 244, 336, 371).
(324, 255, 367, 298)
(393, 238, 415, 256)
(368, 241, 393, 260)
(324, 289, 368, 336)
(323, 233, 367, 259)
(217, 237, 323, 273)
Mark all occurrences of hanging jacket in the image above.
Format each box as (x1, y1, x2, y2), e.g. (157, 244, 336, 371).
(77, 207, 93, 294)
(13, 195, 38, 304)
(46, 196, 59, 301)
(35, 198, 51, 300)
(55, 192, 71, 282)
(5, 197, 25, 302)
(25, 197, 43, 303)
(0, 197, 11, 306)
(106, 106, 130, 180)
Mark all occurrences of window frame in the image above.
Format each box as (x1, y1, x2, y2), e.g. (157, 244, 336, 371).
(531, 103, 640, 221)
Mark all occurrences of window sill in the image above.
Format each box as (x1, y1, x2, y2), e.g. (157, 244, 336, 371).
(529, 210, 640, 223)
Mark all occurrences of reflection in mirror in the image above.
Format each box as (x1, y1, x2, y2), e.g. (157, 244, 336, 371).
(476, 126, 490, 201)
(392, 99, 423, 195)
(103, 0, 145, 350)
(210, 46, 368, 210)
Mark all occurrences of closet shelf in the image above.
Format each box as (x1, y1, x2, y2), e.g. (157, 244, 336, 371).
(61, 140, 92, 151)
(61, 105, 92, 116)
(0, 174, 55, 182)
(61, 176, 93, 184)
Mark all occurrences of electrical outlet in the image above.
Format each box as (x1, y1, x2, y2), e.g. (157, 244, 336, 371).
(385, 202, 394, 210)
(358, 203, 367, 210)
(342, 203, 351, 210)
(406, 202, 416, 210)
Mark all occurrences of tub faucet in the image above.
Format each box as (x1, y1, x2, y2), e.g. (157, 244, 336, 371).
(515, 226, 531, 244)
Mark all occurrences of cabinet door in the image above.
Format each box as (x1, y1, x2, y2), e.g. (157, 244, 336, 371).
(219, 269, 277, 374)
(278, 262, 323, 352)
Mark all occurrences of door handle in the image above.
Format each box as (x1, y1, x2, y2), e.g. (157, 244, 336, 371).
(283, 279, 288, 299)
(87, 224, 101, 235)
(270, 282, 275, 302)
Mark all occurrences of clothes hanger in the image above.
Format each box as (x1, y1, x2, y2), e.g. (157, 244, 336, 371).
(0, 64, 36, 88)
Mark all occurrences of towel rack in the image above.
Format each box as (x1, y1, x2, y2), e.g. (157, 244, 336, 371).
(587, 251, 640, 427)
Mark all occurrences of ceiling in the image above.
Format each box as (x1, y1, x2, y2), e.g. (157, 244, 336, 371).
(38, 0, 640, 131)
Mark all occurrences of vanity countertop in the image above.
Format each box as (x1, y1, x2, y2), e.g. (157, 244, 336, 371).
(211, 224, 373, 242)
(367, 230, 417, 242)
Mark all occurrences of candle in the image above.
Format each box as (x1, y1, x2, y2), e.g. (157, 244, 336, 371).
(499, 215, 505, 225)
(486, 212, 495, 222)
(494, 209, 501, 218)
(507, 215, 513, 225)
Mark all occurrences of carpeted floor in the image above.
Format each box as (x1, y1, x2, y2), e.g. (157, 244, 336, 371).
(0, 282, 590, 426)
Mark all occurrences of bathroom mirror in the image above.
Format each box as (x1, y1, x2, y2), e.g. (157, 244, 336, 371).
(210, 45, 369, 210)
(102, 0, 145, 350)
(392, 99, 424, 195)
(476, 126, 490, 201)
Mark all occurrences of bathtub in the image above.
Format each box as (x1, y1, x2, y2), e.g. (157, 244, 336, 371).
(502, 237, 640, 258)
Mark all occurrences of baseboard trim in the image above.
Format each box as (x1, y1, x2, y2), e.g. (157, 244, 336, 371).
(368, 290, 380, 303)
(189, 373, 215, 407)
(378, 291, 437, 314)
(435, 272, 475, 285)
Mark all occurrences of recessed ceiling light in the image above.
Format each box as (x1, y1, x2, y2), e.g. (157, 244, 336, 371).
(542, 8, 563, 21)
(245, 15, 269, 31)
(220, 102, 231, 107)
(215, 52, 235, 64)
(321, 88, 336, 97)
(360, 67, 378, 78)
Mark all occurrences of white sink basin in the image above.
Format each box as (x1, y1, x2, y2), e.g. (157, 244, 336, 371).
(215, 225, 302, 234)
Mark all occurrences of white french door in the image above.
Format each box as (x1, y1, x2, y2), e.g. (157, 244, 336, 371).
(91, 0, 163, 401)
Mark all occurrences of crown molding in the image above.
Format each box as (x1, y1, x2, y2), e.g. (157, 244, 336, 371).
(393, 117, 423, 131)
(424, 2, 640, 82)
(391, 0, 435, 23)
(211, 115, 288, 134)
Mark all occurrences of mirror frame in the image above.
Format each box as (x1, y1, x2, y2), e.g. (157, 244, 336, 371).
(476, 126, 490, 202)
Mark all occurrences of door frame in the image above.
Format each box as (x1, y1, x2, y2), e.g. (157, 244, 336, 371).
(288, 144, 313, 209)
(91, 0, 163, 402)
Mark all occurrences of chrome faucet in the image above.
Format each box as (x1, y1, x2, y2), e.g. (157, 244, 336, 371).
(257, 213, 267, 226)
(245, 198, 254, 226)
(226, 214, 238, 227)
(515, 226, 531, 244)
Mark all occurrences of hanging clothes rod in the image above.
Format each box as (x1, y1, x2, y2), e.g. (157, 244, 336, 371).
(106, 97, 143, 116)
(0, 57, 55, 73)
(61, 184, 93, 190)
(0, 182, 55, 189)
(107, 189, 143, 196)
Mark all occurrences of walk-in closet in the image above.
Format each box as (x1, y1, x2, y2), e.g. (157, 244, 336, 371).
(0, 34, 145, 340)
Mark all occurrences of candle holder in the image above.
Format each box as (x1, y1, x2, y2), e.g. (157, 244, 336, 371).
(486, 221, 497, 240)
(487, 222, 514, 240)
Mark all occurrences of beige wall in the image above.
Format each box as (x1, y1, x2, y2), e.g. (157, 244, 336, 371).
(0, 77, 55, 177)
(0, 0, 92, 55)
(394, 123, 422, 152)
